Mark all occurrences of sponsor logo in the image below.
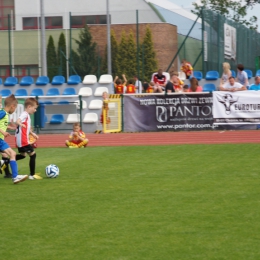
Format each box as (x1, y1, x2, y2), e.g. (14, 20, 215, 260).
(217, 93, 238, 115)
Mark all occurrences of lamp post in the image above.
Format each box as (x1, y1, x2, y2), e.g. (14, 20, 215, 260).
(106, 0, 112, 75)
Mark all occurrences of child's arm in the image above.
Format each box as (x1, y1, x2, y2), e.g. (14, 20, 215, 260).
(16, 118, 26, 128)
(122, 74, 127, 84)
(113, 75, 118, 84)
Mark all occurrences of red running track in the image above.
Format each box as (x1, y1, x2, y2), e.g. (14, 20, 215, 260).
(5, 130, 260, 148)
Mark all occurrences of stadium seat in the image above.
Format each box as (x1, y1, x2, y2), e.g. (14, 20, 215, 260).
(178, 71, 186, 81)
(62, 88, 76, 95)
(49, 114, 65, 124)
(203, 83, 216, 92)
(20, 76, 34, 86)
(67, 75, 81, 85)
(66, 114, 80, 123)
(44, 115, 48, 123)
(51, 75, 65, 85)
(4, 77, 18, 86)
(46, 88, 60, 96)
(83, 75, 97, 84)
(30, 88, 44, 96)
(89, 99, 103, 109)
(192, 71, 203, 81)
(0, 78, 2, 85)
(78, 87, 93, 96)
(15, 89, 28, 96)
(244, 69, 253, 79)
(255, 70, 260, 77)
(83, 113, 98, 123)
(74, 100, 87, 109)
(36, 76, 49, 86)
(231, 70, 236, 78)
(98, 74, 113, 84)
(205, 71, 219, 80)
(58, 100, 69, 104)
(0, 89, 12, 97)
(39, 100, 53, 105)
(94, 87, 108, 96)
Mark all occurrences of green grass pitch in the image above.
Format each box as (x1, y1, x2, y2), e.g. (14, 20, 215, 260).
(0, 144, 260, 260)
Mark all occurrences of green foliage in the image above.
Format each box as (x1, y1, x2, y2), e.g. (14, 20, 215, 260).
(111, 30, 119, 78)
(141, 25, 158, 82)
(126, 30, 137, 79)
(1, 144, 260, 259)
(57, 32, 67, 80)
(46, 35, 58, 80)
(117, 30, 128, 78)
(73, 25, 98, 78)
(192, 0, 258, 30)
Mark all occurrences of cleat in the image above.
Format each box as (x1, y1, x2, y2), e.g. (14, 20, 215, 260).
(13, 175, 28, 184)
(29, 174, 43, 180)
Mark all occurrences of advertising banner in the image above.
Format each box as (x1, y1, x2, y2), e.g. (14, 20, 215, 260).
(224, 23, 236, 60)
(123, 94, 215, 132)
(213, 91, 260, 124)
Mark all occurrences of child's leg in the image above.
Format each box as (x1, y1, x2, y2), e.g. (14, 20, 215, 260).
(78, 139, 88, 148)
(29, 152, 36, 176)
(66, 141, 78, 147)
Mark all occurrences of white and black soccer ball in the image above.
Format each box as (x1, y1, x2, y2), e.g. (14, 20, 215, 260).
(45, 164, 59, 178)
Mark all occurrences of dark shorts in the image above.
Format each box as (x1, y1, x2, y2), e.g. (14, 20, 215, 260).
(18, 145, 34, 154)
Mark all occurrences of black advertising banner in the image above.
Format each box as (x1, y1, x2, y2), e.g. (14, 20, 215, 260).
(123, 94, 215, 132)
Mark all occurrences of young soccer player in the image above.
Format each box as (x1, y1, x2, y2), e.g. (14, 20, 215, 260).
(65, 123, 88, 148)
(15, 97, 42, 180)
(0, 94, 28, 184)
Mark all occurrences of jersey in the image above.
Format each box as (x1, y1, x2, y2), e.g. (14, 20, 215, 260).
(125, 84, 136, 94)
(115, 84, 124, 94)
(15, 111, 31, 148)
(69, 130, 86, 145)
(146, 86, 154, 93)
(153, 74, 166, 85)
(0, 109, 9, 140)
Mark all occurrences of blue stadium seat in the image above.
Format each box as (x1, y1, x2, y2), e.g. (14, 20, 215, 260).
(49, 114, 64, 124)
(4, 77, 18, 86)
(39, 100, 53, 105)
(62, 88, 76, 95)
(0, 89, 12, 97)
(231, 70, 236, 78)
(36, 76, 49, 86)
(203, 83, 216, 92)
(255, 70, 260, 77)
(67, 75, 81, 85)
(58, 100, 69, 104)
(192, 71, 203, 81)
(205, 71, 219, 80)
(15, 89, 28, 96)
(20, 76, 34, 86)
(244, 69, 253, 79)
(46, 88, 60, 96)
(0, 78, 2, 85)
(51, 76, 65, 85)
(31, 88, 44, 96)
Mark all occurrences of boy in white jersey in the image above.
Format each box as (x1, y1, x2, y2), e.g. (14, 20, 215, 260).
(0, 94, 28, 184)
(15, 97, 42, 180)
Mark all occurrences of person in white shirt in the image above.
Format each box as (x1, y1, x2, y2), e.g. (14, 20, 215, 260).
(219, 76, 247, 92)
(134, 75, 142, 93)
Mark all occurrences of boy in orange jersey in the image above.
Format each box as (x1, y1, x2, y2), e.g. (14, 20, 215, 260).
(113, 74, 127, 94)
(65, 123, 88, 148)
(125, 78, 136, 94)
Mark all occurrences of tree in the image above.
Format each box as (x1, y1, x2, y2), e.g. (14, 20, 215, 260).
(73, 25, 98, 78)
(111, 30, 119, 78)
(126, 30, 137, 79)
(192, 0, 258, 30)
(57, 32, 67, 79)
(117, 30, 128, 78)
(141, 25, 158, 82)
(47, 35, 58, 81)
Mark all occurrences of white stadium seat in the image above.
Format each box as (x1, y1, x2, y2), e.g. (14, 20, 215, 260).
(83, 113, 98, 123)
(74, 100, 87, 109)
(89, 99, 103, 109)
(94, 87, 108, 97)
(78, 87, 93, 97)
(98, 74, 113, 84)
(178, 71, 186, 81)
(83, 75, 97, 84)
(66, 114, 80, 123)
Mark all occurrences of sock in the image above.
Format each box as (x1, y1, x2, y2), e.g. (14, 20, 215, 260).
(29, 153, 36, 176)
(2, 157, 11, 175)
(10, 160, 18, 178)
(78, 140, 88, 148)
(16, 154, 26, 161)
(67, 142, 78, 147)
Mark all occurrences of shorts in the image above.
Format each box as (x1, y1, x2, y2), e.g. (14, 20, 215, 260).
(0, 139, 10, 152)
(18, 144, 34, 154)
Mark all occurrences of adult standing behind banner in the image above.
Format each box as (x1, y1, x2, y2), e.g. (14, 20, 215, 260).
(165, 74, 176, 93)
(236, 64, 249, 87)
(219, 76, 247, 92)
(152, 69, 167, 93)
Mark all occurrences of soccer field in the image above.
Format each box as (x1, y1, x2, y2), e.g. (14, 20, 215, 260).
(1, 144, 260, 260)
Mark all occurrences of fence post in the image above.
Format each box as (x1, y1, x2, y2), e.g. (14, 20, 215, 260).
(8, 14, 12, 76)
(136, 10, 140, 81)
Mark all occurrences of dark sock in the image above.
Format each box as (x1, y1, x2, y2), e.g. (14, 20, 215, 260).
(16, 154, 26, 161)
(2, 157, 11, 175)
(29, 153, 36, 176)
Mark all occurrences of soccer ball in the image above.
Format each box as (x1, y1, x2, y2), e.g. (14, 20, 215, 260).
(45, 164, 59, 178)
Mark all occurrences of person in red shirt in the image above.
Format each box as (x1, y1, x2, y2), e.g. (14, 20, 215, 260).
(65, 123, 88, 148)
(114, 74, 127, 94)
(189, 77, 203, 92)
(152, 69, 167, 93)
(125, 79, 136, 94)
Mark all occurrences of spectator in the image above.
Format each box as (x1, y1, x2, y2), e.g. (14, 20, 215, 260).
(172, 71, 184, 87)
(236, 64, 249, 87)
(134, 75, 142, 93)
(221, 62, 232, 85)
(189, 77, 203, 92)
(183, 85, 189, 92)
(125, 78, 136, 94)
(65, 123, 88, 148)
(114, 74, 126, 94)
(249, 76, 260, 90)
(147, 82, 155, 93)
(180, 59, 193, 79)
(219, 76, 247, 92)
(172, 75, 183, 92)
(165, 74, 176, 93)
(152, 69, 167, 93)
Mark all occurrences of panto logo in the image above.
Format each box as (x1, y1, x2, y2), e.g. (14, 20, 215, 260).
(217, 94, 239, 115)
